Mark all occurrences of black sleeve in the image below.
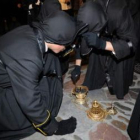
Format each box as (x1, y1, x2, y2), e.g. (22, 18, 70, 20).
(75, 46, 81, 59)
(6, 57, 50, 125)
(111, 7, 138, 60)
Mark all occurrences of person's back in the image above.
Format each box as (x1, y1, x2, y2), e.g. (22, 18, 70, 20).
(0, 10, 82, 139)
(0, 25, 40, 139)
(75, 0, 137, 99)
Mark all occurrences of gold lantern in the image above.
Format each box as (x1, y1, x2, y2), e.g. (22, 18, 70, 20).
(72, 86, 88, 104)
(87, 100, 107, 121)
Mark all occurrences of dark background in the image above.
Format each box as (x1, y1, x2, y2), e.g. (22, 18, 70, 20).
(0, 0, 30, 35)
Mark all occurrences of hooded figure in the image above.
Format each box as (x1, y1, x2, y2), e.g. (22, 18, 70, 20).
(72, 0, 138, 99)
(37, 0, 80, 75)
(71, 0, 107, 83)
(0, 10, 82, 140)
(33, 11, 76, 45)
(83, 0, 137, 99)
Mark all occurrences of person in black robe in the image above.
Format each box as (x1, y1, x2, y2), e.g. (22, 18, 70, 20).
(71, 0, 107, 83)
(37, 0, 73, 75)
(0, 10, 85, 140)
(71, 0, 138, 99)
(126, 1, 140, 139)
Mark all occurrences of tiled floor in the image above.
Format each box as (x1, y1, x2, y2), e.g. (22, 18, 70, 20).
(22, 63, 140, 140)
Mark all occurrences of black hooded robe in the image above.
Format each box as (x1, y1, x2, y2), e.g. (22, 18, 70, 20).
(82, 0, 137, 99)
(126, 2, 140, 138)
(127, 6, 140, 140)
(0, 10, 78, 139)
(37, 0, 72, 75)
(0, 25, 63, 140)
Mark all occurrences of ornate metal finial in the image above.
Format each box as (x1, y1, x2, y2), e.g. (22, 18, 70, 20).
(87, 100, 107, 121)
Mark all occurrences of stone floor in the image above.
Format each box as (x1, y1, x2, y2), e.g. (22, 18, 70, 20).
(22, 62, 140, 140)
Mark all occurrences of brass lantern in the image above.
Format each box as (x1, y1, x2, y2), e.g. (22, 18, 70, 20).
(87, 100, 107, 121)
(72, 86, 88, 104)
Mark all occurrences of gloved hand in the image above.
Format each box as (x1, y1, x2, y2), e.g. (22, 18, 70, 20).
(55, 117, 77, 135)
(34, 117, 77, 136)
(82, 32, 106, 50)
(71, 65, 81, 84)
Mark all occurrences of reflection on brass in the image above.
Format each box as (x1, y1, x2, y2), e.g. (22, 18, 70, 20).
(87, 100, 107, 121)
(106, 103, 117, 115)
(63, 48, 74, 57)
(62, 44, 76, 57)
(71, 86, 88, 105)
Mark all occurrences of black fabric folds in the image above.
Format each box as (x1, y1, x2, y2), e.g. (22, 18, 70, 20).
(77, 0, 107, 32)
(80, 37, 92, 56)
(38, 0, 61, 21)
(77, 0, 107, 55)
(83, 0, 138, 99)
(32, 11, 77, 46)
(127, 90, 140, 140)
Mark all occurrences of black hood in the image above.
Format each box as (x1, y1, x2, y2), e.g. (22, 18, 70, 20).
(77, 0, 107, 55)
(77, 0, 107, 32)
(33, 11, 78, 46)
(38, 0, 61, 21)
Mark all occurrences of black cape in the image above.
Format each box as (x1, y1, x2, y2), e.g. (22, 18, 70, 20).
(82, 0, 137, 99)
(0, 10, 78, 139)
(0, 25, 63, 139)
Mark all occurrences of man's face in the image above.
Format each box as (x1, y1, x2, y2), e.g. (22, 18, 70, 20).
(45, 42, 65, 53)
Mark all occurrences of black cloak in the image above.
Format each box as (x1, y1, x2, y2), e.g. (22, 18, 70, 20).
(125, 0, 140, 16)
(77, 0, 107, 55)
(82, 0, 137, 99)
(0, 11, 78, 139)
(126, 1, 140, 139)
(37, 0, 61, 21)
